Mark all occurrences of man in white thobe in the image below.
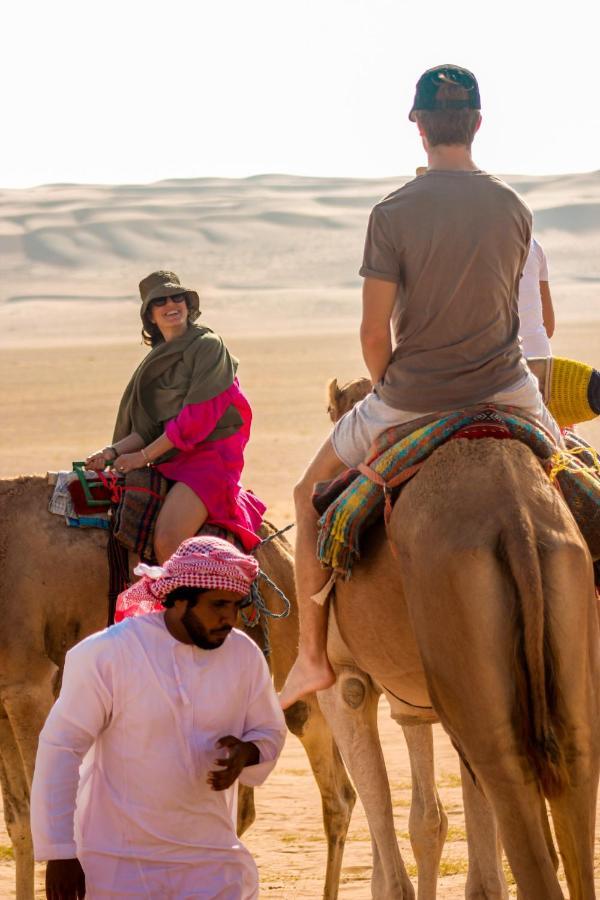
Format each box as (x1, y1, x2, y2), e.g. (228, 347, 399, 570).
(31, 536, 287, 900)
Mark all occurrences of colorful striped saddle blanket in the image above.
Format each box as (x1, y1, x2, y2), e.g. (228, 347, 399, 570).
(315, 405, 600, 576)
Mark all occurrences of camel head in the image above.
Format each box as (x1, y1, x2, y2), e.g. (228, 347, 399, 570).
(326, 377, 372, 423)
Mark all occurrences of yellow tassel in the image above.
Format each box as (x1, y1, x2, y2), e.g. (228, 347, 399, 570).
(547, 357, 595, 426)
(547, 444, 600, 483)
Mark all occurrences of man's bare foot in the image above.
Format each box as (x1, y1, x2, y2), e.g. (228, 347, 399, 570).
(279, 656, 336, 709)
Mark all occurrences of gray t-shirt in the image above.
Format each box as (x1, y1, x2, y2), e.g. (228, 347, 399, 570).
(360, 170, 532, 411)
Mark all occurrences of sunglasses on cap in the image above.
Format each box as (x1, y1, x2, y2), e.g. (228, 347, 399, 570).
(151, 293, 187, 307)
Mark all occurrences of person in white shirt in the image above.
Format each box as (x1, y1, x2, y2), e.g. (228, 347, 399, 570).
(31, 536, 286, 900)
(518, 237, 555, 357)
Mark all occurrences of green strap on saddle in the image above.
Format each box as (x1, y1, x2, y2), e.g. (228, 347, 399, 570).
(72, 461, 111, 507)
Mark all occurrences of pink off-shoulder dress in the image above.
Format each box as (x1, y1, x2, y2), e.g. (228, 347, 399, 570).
(157, 379, 265, 550)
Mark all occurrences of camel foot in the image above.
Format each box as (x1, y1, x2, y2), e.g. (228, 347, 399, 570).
(279, 657, 336, 709)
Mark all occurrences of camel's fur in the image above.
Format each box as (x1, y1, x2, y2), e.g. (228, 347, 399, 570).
(0, 476, 356, 900)
(324, 431, 600, 898)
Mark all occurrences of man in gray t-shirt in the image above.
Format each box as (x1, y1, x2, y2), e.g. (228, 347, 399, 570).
(279, 64, 560, 711)
(360, 169, 531, 411)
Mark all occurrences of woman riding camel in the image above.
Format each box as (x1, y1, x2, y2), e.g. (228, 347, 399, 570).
(85, 270, 265, 563)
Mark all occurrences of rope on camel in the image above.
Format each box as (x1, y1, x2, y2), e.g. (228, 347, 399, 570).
(242, 523, 295, 656)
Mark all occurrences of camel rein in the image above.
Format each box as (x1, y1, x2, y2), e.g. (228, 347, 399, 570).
(357, 461, 425, 524)
(243, 523, 295, 657)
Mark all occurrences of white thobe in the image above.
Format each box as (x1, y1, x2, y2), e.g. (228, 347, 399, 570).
(31, 614, 287, 899)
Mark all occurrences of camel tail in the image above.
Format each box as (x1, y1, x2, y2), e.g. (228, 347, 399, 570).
(503, 515, 568, 798)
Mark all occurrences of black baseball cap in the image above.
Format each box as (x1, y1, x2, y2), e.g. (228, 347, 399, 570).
(409, 65, 481, 121)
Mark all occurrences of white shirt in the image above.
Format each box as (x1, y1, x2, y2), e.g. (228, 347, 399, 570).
(518, 237, 551, 357)
(31, 615, 286, 884)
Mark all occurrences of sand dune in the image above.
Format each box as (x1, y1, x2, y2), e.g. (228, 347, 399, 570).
(0, 172, 598, 349)
(534, 201, 600, 232)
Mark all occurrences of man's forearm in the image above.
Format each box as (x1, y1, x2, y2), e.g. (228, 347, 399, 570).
(31, 738, 82, 861)
(540, 282, 555, 338)
(31, 649, 110, 862)
(242, 741, 260, 767)
(360, 277, 396, 384)
(361, 329, 393, 384)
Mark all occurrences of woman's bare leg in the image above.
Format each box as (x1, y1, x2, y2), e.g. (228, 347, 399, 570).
(154, 482, 208, 564)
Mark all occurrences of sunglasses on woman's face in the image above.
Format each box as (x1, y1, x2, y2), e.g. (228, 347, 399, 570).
(151, 293, 187, 307)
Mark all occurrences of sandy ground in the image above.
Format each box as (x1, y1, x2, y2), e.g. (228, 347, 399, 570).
(0, 172, 599, 896)
(0, 326, 599, 897)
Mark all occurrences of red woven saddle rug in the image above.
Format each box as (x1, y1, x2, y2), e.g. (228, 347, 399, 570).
(65, 467, 168, 558)
(447, 407, 514, 442)
(107, 468, 169, 562)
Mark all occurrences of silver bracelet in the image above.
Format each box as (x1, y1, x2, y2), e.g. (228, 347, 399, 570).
(140, 447, 152, 467)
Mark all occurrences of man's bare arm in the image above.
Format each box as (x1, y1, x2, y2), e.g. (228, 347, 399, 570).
(540, 281, 555, 339)
(360, 277, 397, 384)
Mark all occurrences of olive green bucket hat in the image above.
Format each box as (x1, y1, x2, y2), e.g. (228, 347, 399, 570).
(139, 270, 201, 321)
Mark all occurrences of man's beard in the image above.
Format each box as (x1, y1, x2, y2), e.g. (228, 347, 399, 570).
(181, 606, 231, 650)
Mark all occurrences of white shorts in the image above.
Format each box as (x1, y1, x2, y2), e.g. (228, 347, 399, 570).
(331, 370, 561, 468)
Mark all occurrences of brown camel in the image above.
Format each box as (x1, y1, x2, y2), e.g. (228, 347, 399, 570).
(320, 429, 599, 897)
(325, 378, 511, 899)
(0, 476, 357, 900)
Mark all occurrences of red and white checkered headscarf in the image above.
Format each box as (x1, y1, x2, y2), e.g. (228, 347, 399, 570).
(115, 536, 259, 622)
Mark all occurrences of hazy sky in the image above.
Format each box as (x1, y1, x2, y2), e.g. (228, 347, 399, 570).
(3, 0, 599, 187)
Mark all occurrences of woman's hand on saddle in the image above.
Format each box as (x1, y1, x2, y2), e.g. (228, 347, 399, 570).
(84, 448, 115, 471)
(113, 451, 145, 475)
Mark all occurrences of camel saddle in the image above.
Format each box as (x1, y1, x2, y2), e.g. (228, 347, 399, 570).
(315, 405, 600, 575)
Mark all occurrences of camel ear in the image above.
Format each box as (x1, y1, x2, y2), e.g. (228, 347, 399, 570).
(327, 378, 340, 405)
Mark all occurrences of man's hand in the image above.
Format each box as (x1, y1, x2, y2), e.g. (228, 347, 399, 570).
(46, 858, 85, 900)
(207, 736, 260, 791)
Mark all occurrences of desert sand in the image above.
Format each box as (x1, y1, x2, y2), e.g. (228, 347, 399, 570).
(0, 172, 598, 896)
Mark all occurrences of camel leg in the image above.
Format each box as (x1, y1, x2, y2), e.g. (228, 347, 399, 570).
(400, 552, 566, 898)
(237, 785, 256, 837)
(1, 667, 58, 786)
(513, 798, 559, 900)
(285, 695, 356, 900)
(0, 711, 34, 900)
(440, 729, 562, 896)
(547, 765, 597, 900)
(397, 722, 446, 900)
(0, 659, 57, 900)
(318, 668, 415, 900)
(460, 760, 508, 900)
(543, 552, 600, 900)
